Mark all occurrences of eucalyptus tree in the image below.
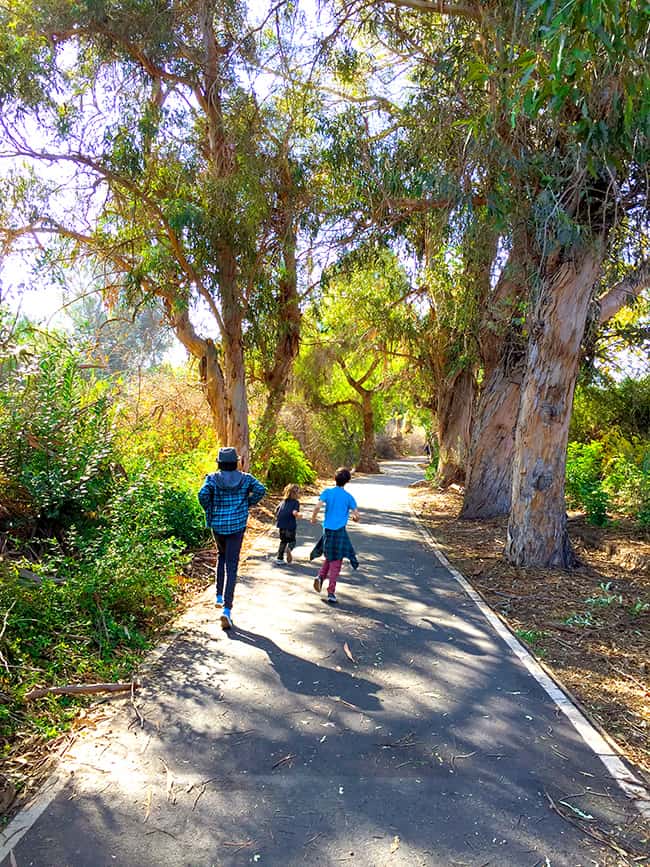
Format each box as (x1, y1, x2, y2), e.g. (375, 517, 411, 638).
(0, 0, 320, 468)
(309, 33, 495, 484)
(301, 247, 414, 472)
(348, 0, 649, 566)
(490, 3, 648, 567)
(65, 292, 173, 374)
(405, 208, 499, 486)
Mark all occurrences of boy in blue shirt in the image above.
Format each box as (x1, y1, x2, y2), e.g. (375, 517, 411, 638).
(310, 467, 360, 604)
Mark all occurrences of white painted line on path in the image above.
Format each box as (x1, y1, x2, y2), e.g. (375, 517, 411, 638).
(0, 772, 69, 864)
(409, 501, 650, 820)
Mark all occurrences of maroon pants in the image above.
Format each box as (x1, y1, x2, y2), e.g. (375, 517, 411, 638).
(318, 558, 342, 594)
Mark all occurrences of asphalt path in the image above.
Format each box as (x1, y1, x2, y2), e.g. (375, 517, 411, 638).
(2, 460, 647, 866)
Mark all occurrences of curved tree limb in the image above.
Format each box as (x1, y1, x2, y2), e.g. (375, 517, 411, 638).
(380, 0, 482, 22)
(598, 259, 650, 324)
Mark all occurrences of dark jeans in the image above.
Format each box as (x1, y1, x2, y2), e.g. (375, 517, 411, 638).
(212, 530, 245, 609)
(277, 528, 296, 560)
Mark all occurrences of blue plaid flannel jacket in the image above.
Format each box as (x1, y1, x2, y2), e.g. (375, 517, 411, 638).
(198, 472, 266, 535)
(309, 528, 359, 569)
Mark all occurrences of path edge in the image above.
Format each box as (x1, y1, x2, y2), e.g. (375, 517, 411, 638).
(407, 494, 650, 821)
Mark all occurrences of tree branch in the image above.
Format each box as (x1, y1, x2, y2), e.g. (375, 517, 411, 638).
(318, 398, 362, 410)
(383, 195, 487, 214)
(380, 0, 482, 22)
(338, 356, 382, 392)
(598, 260, 650, 324)
(2, 148, 219, 327)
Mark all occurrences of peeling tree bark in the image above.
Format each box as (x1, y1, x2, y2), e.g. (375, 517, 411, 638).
(211, 241, 250, 466)
(460, 357, 523, 516)
(505, 242, 605, 568)
(436, 366, 475, 486)
(252, 175, 302, 471)
(461, 234, 531, 518)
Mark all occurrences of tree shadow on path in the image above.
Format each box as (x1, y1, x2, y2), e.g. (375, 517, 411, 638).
(226, 627, 381, 711)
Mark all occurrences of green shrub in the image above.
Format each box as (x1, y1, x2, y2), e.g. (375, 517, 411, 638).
(584, 582, 622, 607)
(87, 475, 188, 617)
(565, 441, 610, 526)
(570, 376, 650, 443)
(265, 432, 317, 489)
(0, 473, 190, 752)
(0, 336, 116, 531)
(160, 484, 207, 548)
(602, 449, 650, 527)
(306, 406, 361, 469)
(629, 599, 649, 617)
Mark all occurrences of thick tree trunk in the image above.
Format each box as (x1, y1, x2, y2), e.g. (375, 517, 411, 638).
(461, 233, 531, 518)
(337, 358, 382, 474)
(252, 205, 302, 472)
(223, 344, 250, 468)
(200, 339, 228, 444)
(163, 269, 251, 469)
(220, 259, 250, 469)
(356, 392, 380, 473)
(163, 299, 229, 444)
(436, 367, 475, 487)
(460, 358, 523, 517)
(505, 244, 605, 568)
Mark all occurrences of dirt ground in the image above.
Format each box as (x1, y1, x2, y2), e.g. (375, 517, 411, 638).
(409, 482, 650, 785)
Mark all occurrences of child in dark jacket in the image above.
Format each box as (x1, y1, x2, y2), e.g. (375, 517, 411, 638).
(274, 484, 301, 564)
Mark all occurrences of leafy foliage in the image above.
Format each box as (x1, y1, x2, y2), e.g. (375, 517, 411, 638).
(0, 480, 186, 753)
(264, 431, 316, 489)
(568, 378, 650, 526)
(566, 442, 610, 526)
(0, 334, 116, 532)
(0, 328, 210, 766)
(571, 377, 650, 443)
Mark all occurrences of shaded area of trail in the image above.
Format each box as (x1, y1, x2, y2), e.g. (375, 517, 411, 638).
(2, 460, 646, 866)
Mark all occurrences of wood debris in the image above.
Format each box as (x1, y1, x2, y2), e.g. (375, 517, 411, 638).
(272, 753, 296, 770)
(24, 682, 138, 701)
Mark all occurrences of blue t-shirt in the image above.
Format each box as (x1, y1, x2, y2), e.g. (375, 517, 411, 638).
(319, 486, 357, 530)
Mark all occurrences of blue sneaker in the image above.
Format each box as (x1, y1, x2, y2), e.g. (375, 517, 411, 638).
(215, 594, 224, 607)
(220, 608, 233, 630)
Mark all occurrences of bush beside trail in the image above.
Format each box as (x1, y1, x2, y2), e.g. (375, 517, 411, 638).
(0, 336, 213, 813)
(566, 378, 650, 528)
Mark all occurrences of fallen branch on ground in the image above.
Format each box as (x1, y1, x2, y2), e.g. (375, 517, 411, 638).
(544, 790, 644, 860)
(24, 681, 139, 701)
(272, 753, 296, 770)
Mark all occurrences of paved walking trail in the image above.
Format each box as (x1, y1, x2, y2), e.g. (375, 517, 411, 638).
(2, 460, 648, 866)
